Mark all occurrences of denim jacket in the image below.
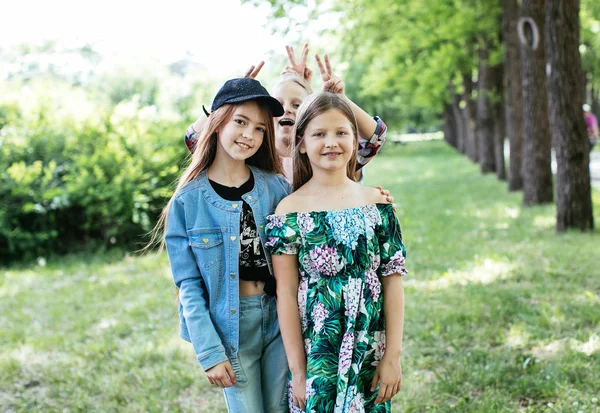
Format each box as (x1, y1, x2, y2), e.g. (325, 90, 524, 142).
(165, 165, 291, 371)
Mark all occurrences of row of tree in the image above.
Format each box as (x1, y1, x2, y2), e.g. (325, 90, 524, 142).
(441, 0, 593, 232)
(253, 0, 598, 232)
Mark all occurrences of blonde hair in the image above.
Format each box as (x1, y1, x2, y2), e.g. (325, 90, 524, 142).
(273, 72, 313, 95)
(145, 101, 282, 252)
(292, 92, 358, 190)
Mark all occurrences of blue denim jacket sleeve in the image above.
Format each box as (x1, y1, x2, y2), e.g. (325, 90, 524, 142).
(165, 196, 229, 371)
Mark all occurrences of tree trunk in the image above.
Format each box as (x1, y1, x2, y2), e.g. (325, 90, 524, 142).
(520, 0, 553, 205)
(494, 65, 507, 180)
(443, 103, 458, 148)
(592, 83, 600, 116)
(546, 0, 594, 231)
(462, 72, 478, 163)
(450, 86, 466, 153)
(503, 0, 525, 191)
(477, 43, 498, 173)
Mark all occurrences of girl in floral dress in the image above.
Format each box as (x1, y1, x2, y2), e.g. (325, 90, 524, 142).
(265, 92, 407, 412)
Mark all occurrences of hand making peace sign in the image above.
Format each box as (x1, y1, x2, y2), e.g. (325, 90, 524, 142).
(243, 61, 265, 79)
(315, 54, 345, 95)
(283, 43, 313, 83)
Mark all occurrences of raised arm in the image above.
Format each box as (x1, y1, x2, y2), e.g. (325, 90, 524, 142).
(315, 54, 377, 138)
(314, 54, 387, 175)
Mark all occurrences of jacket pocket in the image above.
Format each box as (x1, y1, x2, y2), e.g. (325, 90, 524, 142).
(187, 228, 224, 270)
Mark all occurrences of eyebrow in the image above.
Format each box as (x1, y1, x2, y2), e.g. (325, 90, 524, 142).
(234, 113, 266, 127)
(310, 126, 350, 131)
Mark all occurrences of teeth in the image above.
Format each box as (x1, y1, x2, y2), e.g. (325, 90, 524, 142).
(236, 142, 251, 149)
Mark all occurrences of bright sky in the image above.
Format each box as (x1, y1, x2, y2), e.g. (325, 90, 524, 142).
(1, 0, 292, 76)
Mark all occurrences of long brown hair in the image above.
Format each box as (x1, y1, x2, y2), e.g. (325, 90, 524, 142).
(145, 101, 282, 252)
(292, 92, 358, 190)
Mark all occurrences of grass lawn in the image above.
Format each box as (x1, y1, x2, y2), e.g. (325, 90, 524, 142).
(1, 141, 599, 412)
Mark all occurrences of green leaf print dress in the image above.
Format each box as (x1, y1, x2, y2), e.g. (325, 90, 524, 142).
(265, 203, 407, 413)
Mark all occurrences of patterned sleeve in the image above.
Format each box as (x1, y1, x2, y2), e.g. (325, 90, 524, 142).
(185, 124, 199, 153)
(376, 204, 407, 277)
(356, 116, 387, 171)
(264, 213, 300, 255)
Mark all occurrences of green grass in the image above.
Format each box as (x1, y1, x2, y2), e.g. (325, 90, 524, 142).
(2, 141, 600, 412)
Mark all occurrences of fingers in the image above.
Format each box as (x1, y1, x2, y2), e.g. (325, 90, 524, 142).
(298, 394, 306, 410)
(225, 362, 237, 386)
(315, 54, 328, 79)
(370, 370, 379, 393)
(300, 43, 309, 64)
(324, 54, 333, 76)
(293, 396, 305, 410)
(383, 382, 395, 403)
(375, 383, 387, 404)
(392, 382, 400, 398)
(293, 393, 306, 410)
(286, 45, 297, 66)
(322, 79, 334, 91)
(243, 65, 255, 78)
(250, 61, 264, 78)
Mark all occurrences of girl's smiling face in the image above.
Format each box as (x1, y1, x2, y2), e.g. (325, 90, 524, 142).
(272, 80, 310, 157)
(299, 108, 356, 173)
(216, 101, 267, 162)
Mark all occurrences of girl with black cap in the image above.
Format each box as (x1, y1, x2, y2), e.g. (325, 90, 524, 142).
(153, 77, 292, 412)
(185, 45, 388, 185)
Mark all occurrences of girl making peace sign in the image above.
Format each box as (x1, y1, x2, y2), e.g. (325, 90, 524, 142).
(185, 44, 388, 185)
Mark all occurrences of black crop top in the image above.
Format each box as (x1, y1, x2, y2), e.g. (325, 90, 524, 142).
(209, 172, 274, 295)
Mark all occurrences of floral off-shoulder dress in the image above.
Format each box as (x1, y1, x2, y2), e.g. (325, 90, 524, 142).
(265, 203, 407, 413)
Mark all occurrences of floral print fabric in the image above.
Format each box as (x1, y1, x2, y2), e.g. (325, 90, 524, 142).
(266, 203, 406, 412)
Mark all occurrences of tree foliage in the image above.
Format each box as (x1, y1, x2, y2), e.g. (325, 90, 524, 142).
(0, 45, 218, 262)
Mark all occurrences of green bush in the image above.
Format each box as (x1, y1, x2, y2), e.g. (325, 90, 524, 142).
(0, 79, 191, 263)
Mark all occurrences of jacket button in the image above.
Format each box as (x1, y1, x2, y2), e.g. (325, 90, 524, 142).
(231, 345, 236, 350)
(202, 238, 209, 243)
(230, 308, 236, 314)
(247, 196, 252, 200)
(230, 236, 237, 241)
(230, 273, 235, 279)
(259, 225, 264, 230)
(232, 203, 238, 208)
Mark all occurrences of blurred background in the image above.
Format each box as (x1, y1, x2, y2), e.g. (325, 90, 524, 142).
(1, 1, 599, 412)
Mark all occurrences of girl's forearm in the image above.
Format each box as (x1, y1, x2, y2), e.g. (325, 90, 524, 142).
(277, 292, 306, 375)
(344, 97, 377, 140)
(382, 276, 405, 357)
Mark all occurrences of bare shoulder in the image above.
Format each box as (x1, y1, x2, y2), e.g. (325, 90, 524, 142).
(274, 193, 300, 215)
(360, 185, 389, 205)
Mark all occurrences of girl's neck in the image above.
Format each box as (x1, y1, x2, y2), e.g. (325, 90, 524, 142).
(306, 167, 353, 191)
(208, 150, 250, 187)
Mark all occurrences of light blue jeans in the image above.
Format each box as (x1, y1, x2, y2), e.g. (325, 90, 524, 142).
(223, 294, 289, 413)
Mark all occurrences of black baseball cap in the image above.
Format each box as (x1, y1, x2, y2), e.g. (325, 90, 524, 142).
(203, 78, 284, 117)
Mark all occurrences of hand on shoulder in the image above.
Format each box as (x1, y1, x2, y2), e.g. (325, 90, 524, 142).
(362, 185, 391, 205)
